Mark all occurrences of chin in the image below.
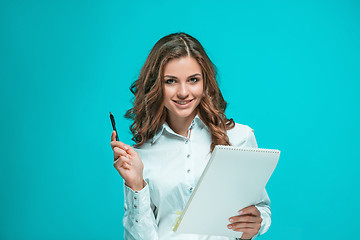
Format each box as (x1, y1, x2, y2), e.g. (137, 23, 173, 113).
(171, 109, 197, 119)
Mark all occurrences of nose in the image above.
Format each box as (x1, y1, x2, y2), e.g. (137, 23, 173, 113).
(177, 82, 189, 99)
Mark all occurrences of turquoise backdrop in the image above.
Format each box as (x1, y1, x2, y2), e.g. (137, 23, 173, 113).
(1, 0, 359, 239)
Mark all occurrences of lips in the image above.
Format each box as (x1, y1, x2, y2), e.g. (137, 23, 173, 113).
(172, 99, 195, 109)
(173, 99, 193, 105)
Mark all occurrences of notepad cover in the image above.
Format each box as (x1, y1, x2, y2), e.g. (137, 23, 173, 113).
(173, 146, 280, 238)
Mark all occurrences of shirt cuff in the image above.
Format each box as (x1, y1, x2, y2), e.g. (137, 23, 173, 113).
(252, 205, 271, 239)
(124, 181, 151, 219)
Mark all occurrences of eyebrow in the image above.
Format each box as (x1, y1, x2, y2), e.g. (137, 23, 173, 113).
(164, 73, 202, 79)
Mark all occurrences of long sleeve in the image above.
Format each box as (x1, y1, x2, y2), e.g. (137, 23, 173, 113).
(252, 189, 271, 239)
(123, 180, 159, 240)
(244, 128, 271, 240)
(120, 118, 271, 240)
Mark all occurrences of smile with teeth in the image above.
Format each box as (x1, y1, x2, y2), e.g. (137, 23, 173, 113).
(173, 99, 193, 105)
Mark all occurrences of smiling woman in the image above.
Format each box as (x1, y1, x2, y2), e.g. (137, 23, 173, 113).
(124, 33, 235, 152)
(163, 57, 204, 136)
(110, 32, 271, 240)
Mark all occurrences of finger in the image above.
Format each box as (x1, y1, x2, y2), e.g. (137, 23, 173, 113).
(114, 156, 133, 169)
(114, 159, 130, 170)
(233, 224, 260, 233)
(110, 140, 128, 151)
(231, 226, 253, 232)
(111, 130, 116, 141)
(122, 161, 132, 169)
(121, 157, 134, 169)
(118, 160, 133, 171)
(113, 147, 128, 161)
(229, 215, 258, 223)
(227, 222, 259, 230)
(123, 144, 137, 156)
(238, 205, 260, 216)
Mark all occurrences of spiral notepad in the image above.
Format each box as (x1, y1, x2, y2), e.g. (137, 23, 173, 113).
(173, 146, 280, 238)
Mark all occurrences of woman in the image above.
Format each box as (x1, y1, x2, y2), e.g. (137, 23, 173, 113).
(110, 32, 271, 240)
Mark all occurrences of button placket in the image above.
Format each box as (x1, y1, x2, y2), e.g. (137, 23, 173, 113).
(185, 119, 195, 144)
(185, 136, 196, 194)
(185, 119, 196, 195)
(186, 154, 191, 174)
(184, 132, 193, 186)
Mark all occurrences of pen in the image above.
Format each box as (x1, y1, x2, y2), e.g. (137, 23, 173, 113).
(110, 112, 119, 141)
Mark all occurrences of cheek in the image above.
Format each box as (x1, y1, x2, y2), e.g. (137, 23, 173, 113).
(194, 85, 204, 98)
(163, 87, 175, 108)
(163, 87, 173, 99)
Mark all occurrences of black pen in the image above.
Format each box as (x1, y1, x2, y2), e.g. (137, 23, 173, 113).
(110, 112, 119, 141)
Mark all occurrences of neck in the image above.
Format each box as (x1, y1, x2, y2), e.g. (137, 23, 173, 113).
(166, 111, 197, 137)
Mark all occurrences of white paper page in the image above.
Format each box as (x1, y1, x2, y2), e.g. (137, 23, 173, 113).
(174, 146, 280, 238)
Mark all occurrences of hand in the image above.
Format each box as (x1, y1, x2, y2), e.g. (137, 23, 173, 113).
(110, 131, 144, 191)
(227, 205, 262, 239)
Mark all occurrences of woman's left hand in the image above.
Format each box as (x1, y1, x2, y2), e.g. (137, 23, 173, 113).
(227, 205, 262, 239)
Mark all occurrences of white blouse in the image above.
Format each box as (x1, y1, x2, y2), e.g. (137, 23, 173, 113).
(123, 115, 271, 240)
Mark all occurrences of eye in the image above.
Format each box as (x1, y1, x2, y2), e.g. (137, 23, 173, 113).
(190, 77, 199, 83)
(165, 79, 175, 84)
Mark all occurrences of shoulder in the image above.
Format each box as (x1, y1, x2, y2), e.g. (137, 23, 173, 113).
(133, 137, 171, 161)
(132, 140, 161, 171)
(227, 122, 257, 148)
(133, 139, 153, 155)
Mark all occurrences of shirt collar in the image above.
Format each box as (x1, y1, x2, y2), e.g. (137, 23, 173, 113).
(151, 114, 207, 144)
(194, 114, 207, 129)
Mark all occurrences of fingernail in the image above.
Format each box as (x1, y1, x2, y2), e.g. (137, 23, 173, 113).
(227, 225, 232, 229)
(238, 210, 243, 215)
(229, 218, 234, 223)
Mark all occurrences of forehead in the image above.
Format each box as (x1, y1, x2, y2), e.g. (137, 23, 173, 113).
(164, 57, 202, 76)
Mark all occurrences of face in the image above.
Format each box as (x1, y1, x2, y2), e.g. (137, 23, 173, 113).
(163, 56, 204, 122)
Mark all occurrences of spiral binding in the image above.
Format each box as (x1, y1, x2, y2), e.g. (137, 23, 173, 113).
(216, 145, 280, 154)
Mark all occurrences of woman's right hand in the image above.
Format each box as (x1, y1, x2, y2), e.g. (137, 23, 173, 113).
(110, 131, 145, 191)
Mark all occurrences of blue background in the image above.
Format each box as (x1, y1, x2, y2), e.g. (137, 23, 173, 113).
(1, 0, 359, 239)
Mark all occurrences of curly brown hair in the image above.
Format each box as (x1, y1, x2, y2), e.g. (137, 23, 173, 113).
(125, 32, 234, 152)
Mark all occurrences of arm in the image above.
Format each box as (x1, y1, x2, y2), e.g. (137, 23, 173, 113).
(252, 189, 271, 239)
(123, 180, 159, 240)
(228, 127, 271, 239)
(229, 190, 270, 240)
(245, 128, 272, 238)
(110, 131, 160, 239)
